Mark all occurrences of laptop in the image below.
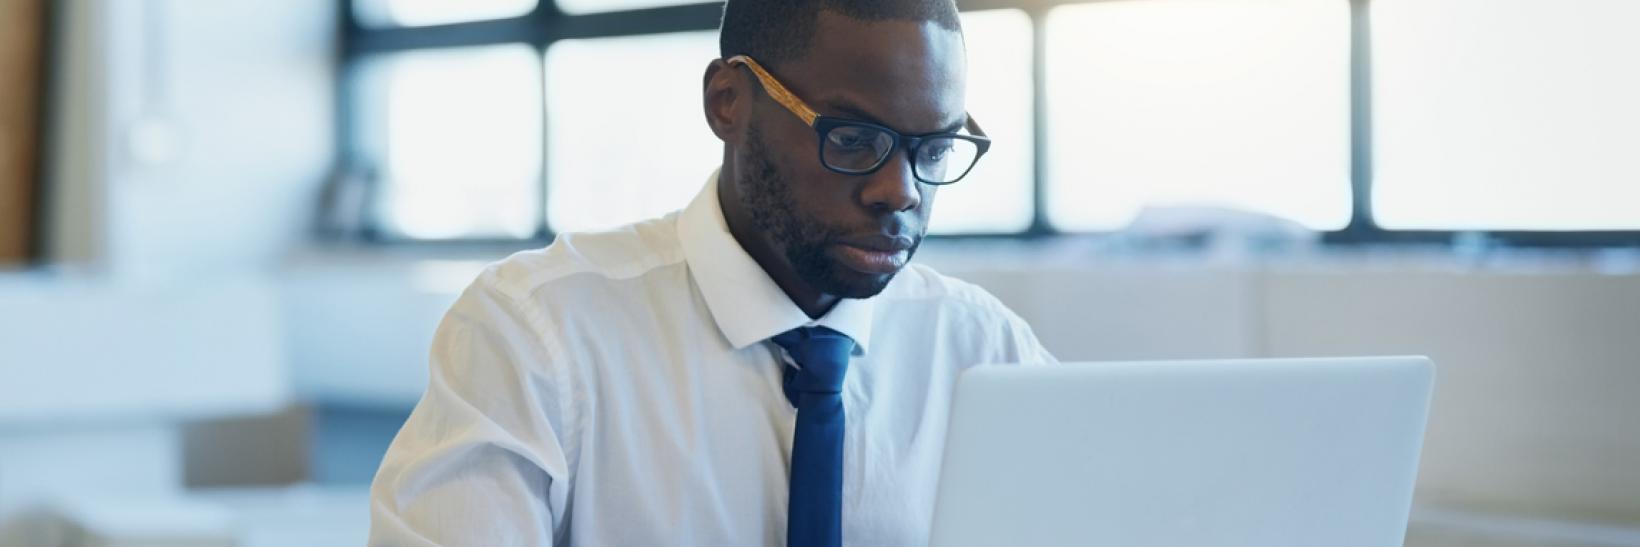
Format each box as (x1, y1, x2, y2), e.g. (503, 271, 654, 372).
(927, 357, 1435, 547)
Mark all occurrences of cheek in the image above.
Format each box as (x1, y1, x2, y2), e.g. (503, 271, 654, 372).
(767, 130, 848, 201)
(768, 128, 821, 178)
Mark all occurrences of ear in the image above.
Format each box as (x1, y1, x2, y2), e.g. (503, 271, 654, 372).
(703, 58, 747, 146)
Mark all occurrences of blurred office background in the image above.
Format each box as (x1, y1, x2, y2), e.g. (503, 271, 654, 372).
(1, 0, 1637, 545)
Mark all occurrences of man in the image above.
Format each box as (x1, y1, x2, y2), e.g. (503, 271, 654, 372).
(369, 0, 1054, 545)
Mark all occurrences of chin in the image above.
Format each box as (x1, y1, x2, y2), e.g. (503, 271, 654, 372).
(816, 267, 898, 300)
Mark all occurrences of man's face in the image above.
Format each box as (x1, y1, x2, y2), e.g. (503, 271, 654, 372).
(733, 12, 968, 299)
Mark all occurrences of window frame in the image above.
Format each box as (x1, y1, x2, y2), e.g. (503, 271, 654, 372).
(338, 0, 1640, 248)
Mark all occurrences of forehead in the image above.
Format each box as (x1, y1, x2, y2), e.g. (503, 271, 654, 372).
(780, 11, 968, 134)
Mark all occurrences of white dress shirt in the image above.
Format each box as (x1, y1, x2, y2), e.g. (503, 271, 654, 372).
(369, 172, 1056, 547)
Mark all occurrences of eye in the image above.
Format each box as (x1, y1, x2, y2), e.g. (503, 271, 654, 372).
(921, 142, 954, 162)
(828, 128, 882, 150)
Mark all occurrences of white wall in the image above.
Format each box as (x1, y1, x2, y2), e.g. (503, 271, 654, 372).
(0, 276, 287, 425)
(44, 0, 335, 280)
(0, 0, 336, 523)
(1259, 268, 1640, 522)
(0, 424, 181, 514)
(5, 0, 335, 414)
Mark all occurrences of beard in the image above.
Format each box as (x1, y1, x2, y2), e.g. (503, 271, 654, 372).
(738, 125, 918, 299)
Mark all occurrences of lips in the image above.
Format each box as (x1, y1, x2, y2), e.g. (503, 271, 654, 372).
(839, 234, 915, 252)
(828, 235, 915, 275)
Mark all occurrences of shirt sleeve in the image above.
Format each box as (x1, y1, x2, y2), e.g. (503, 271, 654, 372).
(1002, 304, 1059, 366)
(369, 272, 576, 547)
(966, 283, 1058, 367)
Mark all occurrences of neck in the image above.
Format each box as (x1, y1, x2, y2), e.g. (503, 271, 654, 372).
(716, 165, 840, 320)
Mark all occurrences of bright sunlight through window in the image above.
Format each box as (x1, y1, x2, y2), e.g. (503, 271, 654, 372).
(356, 0, 538, 28)
(1371, 0, 1640, 230)
(543, 11, 1036, 234)
(1044, 0, 1353, 232)
(371, 44, 543, 239)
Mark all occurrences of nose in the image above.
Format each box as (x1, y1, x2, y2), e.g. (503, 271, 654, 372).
(857, 149, 922, 214)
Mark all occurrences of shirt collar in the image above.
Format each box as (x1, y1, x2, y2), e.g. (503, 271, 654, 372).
(677, 170, 875, 356)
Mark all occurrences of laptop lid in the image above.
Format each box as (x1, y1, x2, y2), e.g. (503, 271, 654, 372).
(928, 357, 1435, 547)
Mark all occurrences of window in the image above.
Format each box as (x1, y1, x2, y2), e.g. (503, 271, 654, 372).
(353, 0, 538, 28)
(930, 9, 1035, 234)
(555, 0, 706, 16)
(543, 31, 721, 233)
(1044, 0, 1353, 232)
(358, 44, 543, 239)
(541, 10, 1033, 235)
(341, 0, 1637, 246)
(1371, 0, 1640, 231)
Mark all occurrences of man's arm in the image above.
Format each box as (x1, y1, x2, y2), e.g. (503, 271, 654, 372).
(369, 274, 575, 546)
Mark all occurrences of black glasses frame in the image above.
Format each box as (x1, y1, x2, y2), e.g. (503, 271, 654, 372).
(812, 116, 992, 186)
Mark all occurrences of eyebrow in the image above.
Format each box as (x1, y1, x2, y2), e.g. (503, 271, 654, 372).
(822, 99, 967, 135)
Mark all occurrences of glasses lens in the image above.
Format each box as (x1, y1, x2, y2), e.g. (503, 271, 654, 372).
(913, 137, 981, 184)
(822, 124, 895, 173)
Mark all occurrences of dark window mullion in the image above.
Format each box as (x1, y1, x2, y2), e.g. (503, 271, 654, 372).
(1026, 5, 1053, 237)
(540, 4, 724, 42)
(348, 19, 544, 55)
(1341, 0, 1383, 239)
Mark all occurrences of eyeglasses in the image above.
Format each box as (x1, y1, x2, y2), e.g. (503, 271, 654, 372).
(726, 55, 991, 186)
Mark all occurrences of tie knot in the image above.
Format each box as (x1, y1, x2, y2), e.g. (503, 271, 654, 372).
(772, 326, 855, 400)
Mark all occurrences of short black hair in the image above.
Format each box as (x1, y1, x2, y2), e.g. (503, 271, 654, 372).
(720, 0, 962, 68)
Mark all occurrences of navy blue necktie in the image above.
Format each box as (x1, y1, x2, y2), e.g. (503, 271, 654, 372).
(772, 326, 855, 547)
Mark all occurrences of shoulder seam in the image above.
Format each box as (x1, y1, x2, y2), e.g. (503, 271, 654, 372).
(508, 248, 687, 302)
